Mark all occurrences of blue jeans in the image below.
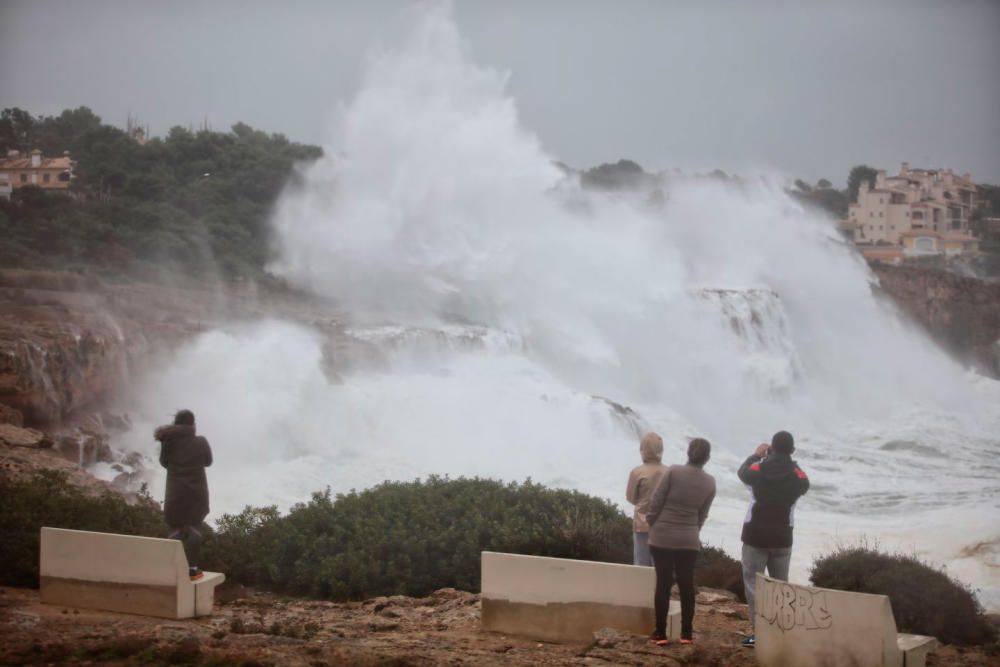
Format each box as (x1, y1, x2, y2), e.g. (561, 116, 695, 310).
(633, 531, 652, 566)
(742, 544, 792, 631)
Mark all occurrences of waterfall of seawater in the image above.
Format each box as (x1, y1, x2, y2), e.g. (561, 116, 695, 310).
(107, 5, 1000, 607)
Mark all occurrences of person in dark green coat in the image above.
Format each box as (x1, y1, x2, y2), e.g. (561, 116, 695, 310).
(155, 409, 213, 580)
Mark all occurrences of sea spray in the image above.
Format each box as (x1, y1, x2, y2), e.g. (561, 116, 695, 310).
(269, 3, 975, 428)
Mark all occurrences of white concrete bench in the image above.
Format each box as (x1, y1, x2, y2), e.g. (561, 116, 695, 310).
(39, 527, 225, 619)
(755, 574, 939, 667)
(481, 551, 680, 643)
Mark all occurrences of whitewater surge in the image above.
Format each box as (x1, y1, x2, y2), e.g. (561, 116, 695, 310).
(110, 5, 1000, 607)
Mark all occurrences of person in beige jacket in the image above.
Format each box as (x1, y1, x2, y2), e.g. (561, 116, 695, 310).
(626, 432, 669, 566)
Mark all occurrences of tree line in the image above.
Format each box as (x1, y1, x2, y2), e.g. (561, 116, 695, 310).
(576, 157, 885, 222)
(0, 107, 321, 278)
(3, 105, 995, 279)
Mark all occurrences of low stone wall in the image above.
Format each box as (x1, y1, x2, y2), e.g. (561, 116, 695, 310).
(755, 575, 938, 667)
(40, 527, 224, 619)
(480, 551, 679, 643)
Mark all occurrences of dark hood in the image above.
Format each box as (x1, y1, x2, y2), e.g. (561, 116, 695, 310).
(760, 453, 797, 480)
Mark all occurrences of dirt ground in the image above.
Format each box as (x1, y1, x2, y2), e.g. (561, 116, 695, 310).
(1, 585, 997, 667)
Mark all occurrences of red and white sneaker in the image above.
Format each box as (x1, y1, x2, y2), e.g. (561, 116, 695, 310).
(648, 632, 669, 646)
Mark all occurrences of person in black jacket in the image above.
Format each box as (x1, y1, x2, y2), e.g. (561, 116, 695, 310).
(155, 409, 213, 580)
(737, 430, 809, 648)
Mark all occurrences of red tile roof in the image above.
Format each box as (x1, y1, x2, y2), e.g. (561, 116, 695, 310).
(0, 156, 72, 170)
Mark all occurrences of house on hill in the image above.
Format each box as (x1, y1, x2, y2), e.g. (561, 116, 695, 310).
(0, 149, 75, 199)
(843, 163, 980, 258)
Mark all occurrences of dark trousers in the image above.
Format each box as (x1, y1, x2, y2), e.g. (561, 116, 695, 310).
(168, 525, 202, 572)
(650, 546, 698, 639)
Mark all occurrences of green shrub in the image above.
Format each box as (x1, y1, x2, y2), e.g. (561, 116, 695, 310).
(810, 545, 996, 645)
(202, 476, 634, 600)
(0, 470, 167, 587)
(2, 469, 742, 608)
(697, 545, 745, 602)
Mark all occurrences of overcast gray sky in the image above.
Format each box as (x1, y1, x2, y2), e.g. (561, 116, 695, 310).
(1, 0, 998, 184)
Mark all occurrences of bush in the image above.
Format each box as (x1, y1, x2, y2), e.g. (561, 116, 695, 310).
(810, 545, 996, 645)
(697, 545, 745, 602)
(0, 470, 167, 587)
(202, 476, 634, 600)
(2, 469, 741, 608)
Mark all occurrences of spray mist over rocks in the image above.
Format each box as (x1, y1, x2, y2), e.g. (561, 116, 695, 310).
(111, 5, 1000, 606)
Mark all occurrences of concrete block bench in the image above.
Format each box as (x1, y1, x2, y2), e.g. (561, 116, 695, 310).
(755, 574, 939, 667)
(480, 551, 680, 643)
(39, 527, 225, 619)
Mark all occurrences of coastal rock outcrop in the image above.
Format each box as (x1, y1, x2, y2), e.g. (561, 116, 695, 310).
(0, 403, 23, 426)
(873, 265, 1000, 377)
(0, 313, 130, 425)
(0, 423, 50, 448)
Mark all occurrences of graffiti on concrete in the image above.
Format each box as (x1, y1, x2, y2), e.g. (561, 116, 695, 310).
(759, 582, 833, 632)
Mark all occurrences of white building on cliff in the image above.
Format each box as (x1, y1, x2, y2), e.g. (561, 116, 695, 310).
(846, 163, 979, 261)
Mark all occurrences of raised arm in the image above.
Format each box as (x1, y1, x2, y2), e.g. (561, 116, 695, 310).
(201, 437, 213, 467)
(737, 443, 770, 486)
(794, 464, 809, 497)
(155, 426, 170, 468)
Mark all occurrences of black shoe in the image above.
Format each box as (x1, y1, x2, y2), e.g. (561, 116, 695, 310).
(741, 634, 755, 648)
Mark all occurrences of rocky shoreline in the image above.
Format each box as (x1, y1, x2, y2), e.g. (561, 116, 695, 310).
(872, 264, 1000, 377)
(1, 584, 996, 666)
(2, 265, 997, 438)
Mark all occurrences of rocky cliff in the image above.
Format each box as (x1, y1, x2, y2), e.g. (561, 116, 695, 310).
(0, 308, 133, 425)
(873, 265, 1000, 377)
(0, 271, 319, 428)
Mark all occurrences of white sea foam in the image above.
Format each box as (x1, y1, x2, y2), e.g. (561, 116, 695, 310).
(110, 4, 1000, 608)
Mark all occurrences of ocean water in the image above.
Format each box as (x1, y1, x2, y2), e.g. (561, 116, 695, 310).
(107, 5, 1000, 608)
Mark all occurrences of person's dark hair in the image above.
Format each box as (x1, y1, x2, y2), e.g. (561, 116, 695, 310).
(771, 430, 794, 455)
(174, 409, 195, 426)
(688, 438, 711, 467)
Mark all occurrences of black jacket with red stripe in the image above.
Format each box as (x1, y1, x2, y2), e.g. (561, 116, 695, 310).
(738, 452, 809, 549)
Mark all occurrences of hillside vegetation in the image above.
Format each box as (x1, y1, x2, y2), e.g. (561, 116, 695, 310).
(0, 107, 321, 278)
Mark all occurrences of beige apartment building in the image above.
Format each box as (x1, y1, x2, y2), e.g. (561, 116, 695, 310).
(847, 163, 977, 251)
(0, 149, 74, 199)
